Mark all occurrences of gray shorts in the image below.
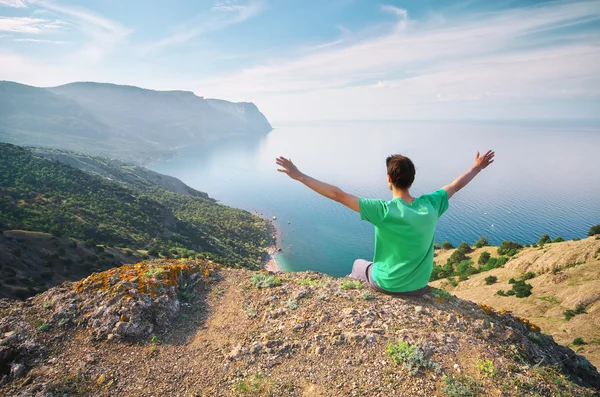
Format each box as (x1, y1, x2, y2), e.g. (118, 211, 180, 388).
(349, 259, 429, 297)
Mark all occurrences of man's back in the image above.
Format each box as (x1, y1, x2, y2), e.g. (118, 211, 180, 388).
(360, 189, 449, 292)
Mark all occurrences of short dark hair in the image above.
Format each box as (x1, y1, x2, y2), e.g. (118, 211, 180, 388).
(386, 154, 415, 189)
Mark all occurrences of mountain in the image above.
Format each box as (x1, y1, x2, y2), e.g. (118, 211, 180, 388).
(0, 81, 272, 163)
(0, 143, 272, 294)
(430, 237, 600, 369)
(0, 261, 598, 396)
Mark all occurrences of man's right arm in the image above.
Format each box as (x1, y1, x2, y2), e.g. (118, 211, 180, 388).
(442, 150, 495, 199)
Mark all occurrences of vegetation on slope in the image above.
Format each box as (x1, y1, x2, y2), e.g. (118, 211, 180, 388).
(0, 144, 270, 273)
(0, 263, 598, 396)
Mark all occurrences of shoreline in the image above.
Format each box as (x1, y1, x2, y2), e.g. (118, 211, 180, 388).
(262, 216, 282, 273)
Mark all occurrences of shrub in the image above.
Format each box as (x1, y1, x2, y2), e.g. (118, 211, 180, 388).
(458, 242, 472, 253)
(457, 260, 477, 277)
(362, 290, 375, 301)
(286, 299, 298, 310)
(458, 275, 468, 281)
(477, 252, 491, 266)
(497, 241, 523, 257)
(588, 225, 600, 236)
(496, 290, 506, 296)
(508, 278, 516, 284)
(512, 280, 533, 298)
(482, 257, 498, 271)
(448, 249, 468, 265)
(442, 241, 454, 250)
(573, 337, 587, 346)
(476, 359, 496, 377)
(505, 289, 516, 296)
(448, 277, 459, 287)
(496, 256, 509, 267)
(538, 234, 552, 245)
(484, 276, 497, 285)
(474, 236, 489, 248)
(340, 280, 363, 290)
(147, 248, 159, 257)
(251, 273, 281, 288)
(443, 376, 480, 397)
(572, 237, 581, 241)
(521, 272, 536, 281)
(433, 243, 440, 250)
(564, 304, 587, 320)
(386, 341, 442, 375)
(553, 236, 565, 243)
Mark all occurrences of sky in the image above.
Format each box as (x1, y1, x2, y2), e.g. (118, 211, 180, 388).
(1, 0, 599, 121)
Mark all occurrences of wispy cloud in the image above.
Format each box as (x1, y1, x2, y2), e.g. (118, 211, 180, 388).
(194, 0, 600, 120)
(0, 16, 61, 33)
(0, 0, 27, 8)
(14, 37, 65, 43)
(141, 0, 265, 53)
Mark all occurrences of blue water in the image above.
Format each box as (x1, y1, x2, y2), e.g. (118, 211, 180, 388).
(151, 120, 600, 277)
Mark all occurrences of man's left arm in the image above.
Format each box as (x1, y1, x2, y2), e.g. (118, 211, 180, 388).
(276, 156, 359, 212)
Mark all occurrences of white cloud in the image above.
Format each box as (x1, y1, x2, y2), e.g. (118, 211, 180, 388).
(141, 0, 265, 53)
(0, 0, 27, 8)
(0, 16, 60, 33)
(14, 37, 65, 43)
(192, 0, 600, 120)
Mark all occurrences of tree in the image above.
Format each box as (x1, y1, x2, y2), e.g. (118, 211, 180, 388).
(538, 234, 552, 245)
(442, 241, 454, 250)
(478, 252, 491, 266)
(552, 236, 565, 243)
(497, 241, 523, 256)
(588, 225, 600, 236)
(512, 280, 533, 298)
(475, 236, 489, 248)
(484, 275, 498, 285)
(458, 242, 472, 253)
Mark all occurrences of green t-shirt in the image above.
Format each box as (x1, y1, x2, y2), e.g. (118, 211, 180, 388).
(359, 189, 449, 292)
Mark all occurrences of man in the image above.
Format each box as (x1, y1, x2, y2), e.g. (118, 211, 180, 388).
(275, 150, 495, 295)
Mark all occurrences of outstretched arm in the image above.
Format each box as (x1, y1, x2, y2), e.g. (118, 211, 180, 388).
(443, 150, 495, 199)
(276, 156, 359, 212)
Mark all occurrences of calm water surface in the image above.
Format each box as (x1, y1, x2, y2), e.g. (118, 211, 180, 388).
(152, 121, 600, 276)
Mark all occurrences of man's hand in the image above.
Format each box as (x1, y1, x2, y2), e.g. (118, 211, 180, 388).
(276, 157, 304, 181)
(443, 149, 495, 199)
(275, 156, 359, 212)
(474, 150, 495, 171)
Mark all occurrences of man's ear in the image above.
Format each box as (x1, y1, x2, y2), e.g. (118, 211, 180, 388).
(387, 174, 392, 184)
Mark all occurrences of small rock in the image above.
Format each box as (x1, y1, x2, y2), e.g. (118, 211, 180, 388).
(315, 346, 324, 355)
(414, 306, 425, 314)
(453, 363, 461, 374)
(10, 363, 26, 378)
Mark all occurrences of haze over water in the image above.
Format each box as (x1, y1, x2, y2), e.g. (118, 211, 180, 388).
(152, 120, 600, 277)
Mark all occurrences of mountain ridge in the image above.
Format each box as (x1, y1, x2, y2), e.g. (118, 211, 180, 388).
(0, 80, 272, 163)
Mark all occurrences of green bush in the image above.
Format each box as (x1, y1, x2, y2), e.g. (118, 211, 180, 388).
(433, 243, 440, 250)
(496, 290, 506, 296)
(474, 236, 489, 248)
(448, 277, 459, 287)
(443, 376, 480, 397)
(553, 236, 565, 243)
(564, 304, 586, 320)
(340, 280, 363, 290)
(456, 260, 478, 277)
(521, 272, 536, 281)
(573, 337, 587, 346)
(477, 252, 491, 266)
(538, 234, 552, 245)
(386, 341, 442, 375)
(442, 241, 454, 250)
(251, 273, 281, 289)
(448, 249, 468, 265)
(588, 225, 600, 236)
(512, 280, 533, 298)
(505, 289, 516, 296)
(496, 256, 509, 267)
(458, 242, 472, 253)
(484, 276, 497, 285)
(497, 241, 523, 257)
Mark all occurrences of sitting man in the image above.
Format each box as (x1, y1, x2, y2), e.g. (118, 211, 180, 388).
(275, 150, 495, 295)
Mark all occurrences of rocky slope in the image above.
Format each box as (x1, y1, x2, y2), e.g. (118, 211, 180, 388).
(1, 260, 598, 396)
(431, 237, 600, 370)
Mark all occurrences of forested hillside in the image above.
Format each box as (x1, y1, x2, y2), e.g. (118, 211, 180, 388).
(0, 144, 271, 271)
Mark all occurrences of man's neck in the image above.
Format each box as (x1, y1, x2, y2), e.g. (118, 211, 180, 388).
(392, 188, 414, 203)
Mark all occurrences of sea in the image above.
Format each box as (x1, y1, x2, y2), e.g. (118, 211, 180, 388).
(151, 120, 600, 277)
